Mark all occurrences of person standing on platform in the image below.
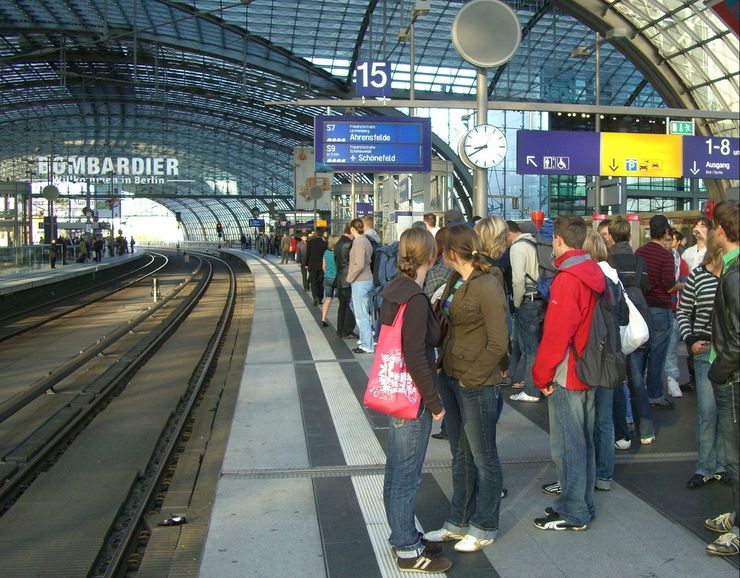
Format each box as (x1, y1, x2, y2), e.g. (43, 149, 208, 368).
(296, 234, 309, 291)
(306, 227, 328, 307)
(532, 216, 604, 532)
(424, 224, 508, 553)
(607, 217, 655, 449)
(704, 200, 739, 557)
(130, 236, 136, 253)
(676, 237, 727, 489)
(684, 217, 713, 271)
(289, 234, 298, 261)
(507, 220, 544, 403)
(280, 233, 290, 265)
(424, 213, 440, 238)
(379, 227, 450, 574)
(334, 225, 357, 339)
(280, 233, 290, 263)
(634, 215, 682, 410)
(49, 239, 58, 269)
(320, 235, 338, 327)
(362, 215, 381, 245)
(347, 219, 375, 354)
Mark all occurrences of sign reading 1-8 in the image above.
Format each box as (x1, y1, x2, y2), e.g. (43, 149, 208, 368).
(683, 135, 740, 179)
(355, 60, 391, 98)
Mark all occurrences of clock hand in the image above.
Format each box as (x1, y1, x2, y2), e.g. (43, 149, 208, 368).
(470, 144, 488, 154)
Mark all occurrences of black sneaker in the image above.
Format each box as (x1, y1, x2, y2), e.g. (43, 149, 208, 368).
(650, 399, 675, 410)
(541, 481, 562, 496)
(534, 511, 588, 531)
(391, 541, 444, 560)
(396, 553, 452, 573)
(687, 473, 712, 488)
(714, 471, 731, 484)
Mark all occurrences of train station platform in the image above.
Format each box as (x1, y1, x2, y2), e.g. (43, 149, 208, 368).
(0, 251, 146, 315)
(0, 251, 145, 297)
(200, 249, 738, 578)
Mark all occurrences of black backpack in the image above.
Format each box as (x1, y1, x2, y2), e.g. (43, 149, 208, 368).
(570, 275, 627, 389)
(616, 256, 653, 337)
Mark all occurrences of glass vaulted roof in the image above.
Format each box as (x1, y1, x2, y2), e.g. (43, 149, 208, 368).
(0, 0, 737, 236)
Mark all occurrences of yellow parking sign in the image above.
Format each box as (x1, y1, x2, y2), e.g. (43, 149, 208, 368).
(601, 132, 683, 178)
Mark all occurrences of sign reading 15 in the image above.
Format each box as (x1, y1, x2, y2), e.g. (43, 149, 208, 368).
(355, 61, 391, 97)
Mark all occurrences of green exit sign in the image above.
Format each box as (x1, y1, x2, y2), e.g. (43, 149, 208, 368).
(669, 120, 694, 135)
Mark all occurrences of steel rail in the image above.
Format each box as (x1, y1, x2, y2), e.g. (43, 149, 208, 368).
(100, 252, 237, 577)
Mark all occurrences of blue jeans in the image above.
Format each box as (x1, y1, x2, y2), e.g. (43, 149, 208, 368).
(712, 379, 739, 535)
(619, 352, 655, 440)
(351, 279, 375, 352)
(438, 373, 503, 539)
(594, 387, 614, 483)
(694, 351, 726, 476)
(549, 385, 596, 526)
(514, 299, 546, 398)
(664, 314, 682, 381)
(508, 313, 524, 383)
(384, 407, 433, 557)
(645, 307, 673, 402)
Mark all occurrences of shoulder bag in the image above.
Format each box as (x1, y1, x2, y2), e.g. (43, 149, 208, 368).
(363, 303, 421, 419)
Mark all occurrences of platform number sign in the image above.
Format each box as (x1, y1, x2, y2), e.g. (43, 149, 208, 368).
(355, 60, 391, 98)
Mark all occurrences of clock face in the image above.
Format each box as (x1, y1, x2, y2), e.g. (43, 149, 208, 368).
(461, 125, 507, 169)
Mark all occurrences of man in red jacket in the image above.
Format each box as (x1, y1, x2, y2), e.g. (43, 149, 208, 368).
(532, 216, 605, 532)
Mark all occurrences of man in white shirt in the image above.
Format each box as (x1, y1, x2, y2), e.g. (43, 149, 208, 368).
(424, 213, 440, 238)
(683, 217, 713, 271)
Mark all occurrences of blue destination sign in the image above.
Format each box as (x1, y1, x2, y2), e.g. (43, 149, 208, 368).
(315, 116, 432, 173)
(682, 135, 740, 180)
(516, 130, 600, 176)
(248, 218, 265, 227)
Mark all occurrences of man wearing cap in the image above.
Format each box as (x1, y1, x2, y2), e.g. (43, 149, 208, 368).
(634, 214, 683, 414)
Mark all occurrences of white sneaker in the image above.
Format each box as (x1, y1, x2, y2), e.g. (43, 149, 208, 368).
(509, 391, 540, 402)
(667, 376, 683, 398)
(615, 438, 632, 450)
(454, 534, 494, 552)
(641, 435, 656, 445)
(423, 528, 464, 542)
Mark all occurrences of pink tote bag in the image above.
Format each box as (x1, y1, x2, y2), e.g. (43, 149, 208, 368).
(363, 303, 421, 419)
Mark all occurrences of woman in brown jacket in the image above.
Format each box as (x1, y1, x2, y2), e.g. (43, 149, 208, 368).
(424, 224, 509, 553)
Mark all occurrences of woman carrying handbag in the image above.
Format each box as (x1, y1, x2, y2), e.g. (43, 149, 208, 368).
(373, 227, 450, 574)
(424, 223, 509, 553)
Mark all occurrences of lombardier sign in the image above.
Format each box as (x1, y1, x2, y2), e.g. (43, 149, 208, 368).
(37, 155, 179, 183)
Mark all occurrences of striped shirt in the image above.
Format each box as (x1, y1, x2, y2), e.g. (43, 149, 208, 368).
(676, 265, 718, 344)
(635, 241, 675, 309)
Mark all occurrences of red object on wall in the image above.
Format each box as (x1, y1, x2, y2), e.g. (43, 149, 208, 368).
(531, 210, 545, 228)
(704, 201, 716, 220)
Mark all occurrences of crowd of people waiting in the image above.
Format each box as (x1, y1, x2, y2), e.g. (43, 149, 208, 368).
(49, 230, 135, 269)
(252, 203, 739, 573)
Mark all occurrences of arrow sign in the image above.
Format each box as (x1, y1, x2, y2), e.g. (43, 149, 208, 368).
(682, 135, 740, 179)
(516, 130, 600, 175)
(609, 158, 619, 172)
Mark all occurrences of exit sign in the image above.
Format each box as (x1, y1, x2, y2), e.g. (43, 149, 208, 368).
(668, 120, 694, 135)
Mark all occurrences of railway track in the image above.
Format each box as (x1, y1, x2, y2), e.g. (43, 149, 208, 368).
(0, 251, 249, 577)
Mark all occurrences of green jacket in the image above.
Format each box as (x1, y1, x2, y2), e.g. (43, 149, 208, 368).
(440, 267, 509, 387)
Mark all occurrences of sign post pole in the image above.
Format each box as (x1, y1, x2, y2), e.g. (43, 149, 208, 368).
(475, 68, 488, 217)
